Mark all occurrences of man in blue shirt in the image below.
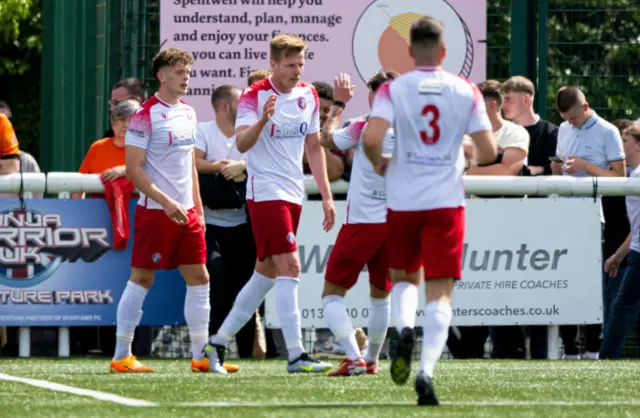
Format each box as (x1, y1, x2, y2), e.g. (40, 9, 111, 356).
(551, 86, 626, 360)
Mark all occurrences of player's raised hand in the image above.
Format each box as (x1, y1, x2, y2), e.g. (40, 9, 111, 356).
(162, 198, 189, 225)
(322, 198, 336, 232)
(333, 73, 355, 104)
(260, 95, 277, 121)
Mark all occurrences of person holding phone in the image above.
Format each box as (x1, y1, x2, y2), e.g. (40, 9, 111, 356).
(551, 86, 626, 360)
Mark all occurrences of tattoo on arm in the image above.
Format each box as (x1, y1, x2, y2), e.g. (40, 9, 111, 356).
(320, 105, 344, 147)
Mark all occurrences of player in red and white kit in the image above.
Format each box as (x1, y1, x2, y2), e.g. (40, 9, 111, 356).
(110, 48, 222, 373)
(204, 34, 336, 374)
(363, 17, 498, 405)
(317, 70, 398, 377)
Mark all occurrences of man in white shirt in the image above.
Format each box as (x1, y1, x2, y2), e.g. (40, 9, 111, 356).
(204, 34, 335, 374)
(467, 80, 529, 176)
(463, 80, 529, 360)
(600, 123, 640, 358)
(318, 70, 398, 377)
(111, 48, 214, 373)
(363, 16, 497, 406)
(194, 85, 253, 371)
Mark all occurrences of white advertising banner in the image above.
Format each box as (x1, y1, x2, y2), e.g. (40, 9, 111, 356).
(160, 0, 487, 123)
(265, 198, 603, 328)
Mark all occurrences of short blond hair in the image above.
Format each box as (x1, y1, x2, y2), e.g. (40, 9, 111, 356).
(500, 76, 535, 96)
(623, 123, 640, 142)
(270, 34, 307, 61)
(152, 48, 194, 77)
(247, 69, 272, 86)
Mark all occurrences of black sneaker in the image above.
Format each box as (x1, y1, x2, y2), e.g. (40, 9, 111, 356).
(415, 371, 439, 406)
(390, 327, 415, 385)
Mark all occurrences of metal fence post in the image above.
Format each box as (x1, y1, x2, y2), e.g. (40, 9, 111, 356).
(537, 0, 549, 120)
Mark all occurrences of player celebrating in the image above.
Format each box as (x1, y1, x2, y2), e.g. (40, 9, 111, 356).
(110, 48, 222, 374)
(318, 70, 398, 376)
(363, 17, 497, 405)
(204, 34, 336, 374)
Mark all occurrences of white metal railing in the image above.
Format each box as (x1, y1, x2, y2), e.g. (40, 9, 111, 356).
(31, 172, 640, 196)
(4, 172, 640, 359)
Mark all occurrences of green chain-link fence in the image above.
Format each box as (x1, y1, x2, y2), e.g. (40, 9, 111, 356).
(543, 0, 640, 124)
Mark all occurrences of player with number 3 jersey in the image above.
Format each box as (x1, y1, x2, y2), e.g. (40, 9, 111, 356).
(363, 16, 498, 406)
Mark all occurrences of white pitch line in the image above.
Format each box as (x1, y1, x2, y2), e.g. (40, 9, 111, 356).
(174, 400, 640, 408)
(3, 372, 640, 409)
(0, 372, 157, 407)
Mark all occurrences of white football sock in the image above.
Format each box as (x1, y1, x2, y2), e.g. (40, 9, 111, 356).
(391, 282, 418, 331)
(114, 281, 148, 360)
(419, 301, 453, 377)
(275, 277, 305, 361)
(365, 295, 391, 364)
(323, 295, 360, 361)
(185, 283, 210, 361)
(210, 270, 274, 347)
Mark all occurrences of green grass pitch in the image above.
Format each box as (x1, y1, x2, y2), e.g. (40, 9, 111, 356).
(1, 358, 640, 417)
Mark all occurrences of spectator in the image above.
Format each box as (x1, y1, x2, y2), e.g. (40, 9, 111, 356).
(195, 85, 259, 359)
(72, 99, 142, 355)
(303, 81, 344, 182)
(452, 80, 529, 359)
(0, 102, 41, 196)
(468, 80, 529, 177)
(0, 113, 20, 175)
(501, 76, 557, 176)
(78, 100, 141, 198)
(0, 101, 11, 119)
(103, 78, 147, 138)
(500, 75, 557, 358)
(600, 122, 640, 359)
(247, 69, 272, 86)
(551, 86, 626, 360)
(602, 119, 634, 332)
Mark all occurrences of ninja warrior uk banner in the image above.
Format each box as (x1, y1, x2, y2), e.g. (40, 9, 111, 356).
(0, 199, 186, 326)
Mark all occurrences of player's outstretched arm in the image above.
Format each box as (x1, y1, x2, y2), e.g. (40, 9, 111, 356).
(125, 145, 188, 224)
(236, 95, 275, 153)
(306, 131, 336, 231)
(469, 130, 498, 166)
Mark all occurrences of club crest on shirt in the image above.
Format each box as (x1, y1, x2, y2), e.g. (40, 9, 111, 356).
(286, 232, 296, 244)
(297, 96, 307, 110)
(152, 252, 161, 263)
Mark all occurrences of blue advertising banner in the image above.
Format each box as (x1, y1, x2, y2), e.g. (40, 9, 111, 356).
(0, 199, 186, 326)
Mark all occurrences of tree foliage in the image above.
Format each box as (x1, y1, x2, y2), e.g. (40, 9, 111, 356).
(0, 0, 42, 158)
(545, 0, 640, 124)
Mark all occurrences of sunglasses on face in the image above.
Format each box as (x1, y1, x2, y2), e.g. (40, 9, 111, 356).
(109, 96, 139, 107)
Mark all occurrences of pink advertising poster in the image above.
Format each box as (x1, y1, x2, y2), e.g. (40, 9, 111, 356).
(160, 0, 487, 122)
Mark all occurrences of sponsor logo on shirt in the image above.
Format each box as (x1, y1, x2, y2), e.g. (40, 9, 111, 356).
(270, 122, 308, 139)
(168, 131, 195, 148)
(128, 128, 146, 138)
(405, 151, 454, 166)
